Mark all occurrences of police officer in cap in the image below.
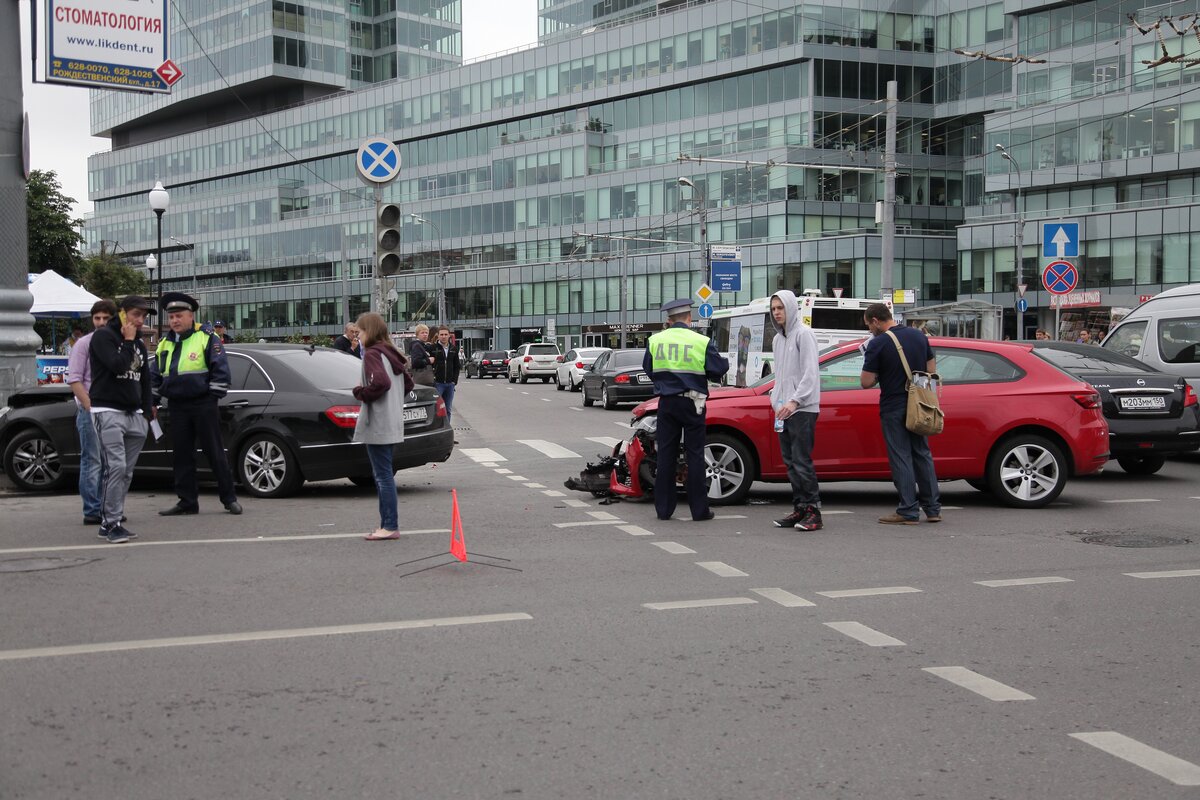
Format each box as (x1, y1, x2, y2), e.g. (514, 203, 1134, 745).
(643, 298, 729, 521)
(154, 292, 243, 516)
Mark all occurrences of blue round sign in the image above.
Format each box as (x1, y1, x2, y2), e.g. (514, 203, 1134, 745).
(356, 137, 402, 184)
(1016, 298, 1028, 313)
(698, 303, 714, 319)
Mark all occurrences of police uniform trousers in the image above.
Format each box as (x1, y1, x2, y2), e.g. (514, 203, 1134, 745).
(654, 394, 709, 520)
(169, 397, 238, 509)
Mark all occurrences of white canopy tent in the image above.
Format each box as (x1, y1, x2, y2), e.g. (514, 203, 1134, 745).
(27, 270, 102, 318)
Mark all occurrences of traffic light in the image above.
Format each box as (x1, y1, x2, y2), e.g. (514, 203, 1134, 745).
(377, 202, 402, 276)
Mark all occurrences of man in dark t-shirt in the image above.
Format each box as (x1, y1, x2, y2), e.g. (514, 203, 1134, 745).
(860, 303, 942, 526)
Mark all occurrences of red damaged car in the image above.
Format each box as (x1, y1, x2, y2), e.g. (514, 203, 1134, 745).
(569, 337, 1110, 509)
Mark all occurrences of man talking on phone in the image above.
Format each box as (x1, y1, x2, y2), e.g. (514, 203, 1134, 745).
(88, 296, 157, 544)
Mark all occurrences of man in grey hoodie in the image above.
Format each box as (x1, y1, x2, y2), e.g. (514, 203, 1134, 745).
(769, 290, 823, 531)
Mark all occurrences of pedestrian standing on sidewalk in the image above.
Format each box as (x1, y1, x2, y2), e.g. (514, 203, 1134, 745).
(353, 312, 413, 541)
(767, 290, 824, 531)
(88, 296, 157, 544)
(66, 299, 118, 526)
(859, 303, 942, 525)
(431, 326, 461, 422)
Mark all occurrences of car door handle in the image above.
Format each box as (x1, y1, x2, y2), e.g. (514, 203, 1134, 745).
(225, 399, 251, 407)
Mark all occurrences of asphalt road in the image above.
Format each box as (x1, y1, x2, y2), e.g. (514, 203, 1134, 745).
(2, 375, 1199, 799)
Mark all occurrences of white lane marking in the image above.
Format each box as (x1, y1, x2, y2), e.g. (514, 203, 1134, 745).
(614, 421, 633, 429)
(975, 576, 1074, 588)
(562, 498, 589, 508)
(542, 490, 566, 497)
(506, 475, 529, 481)
(824, 621, 905, 647)
(940, 505, 964, 510)
(569, 407, 582, 412)
(553, 520, 624, 528)
(479, 462, 498, 468)
(460, 448, 507, 463)
(1070, 732, 1200, 786)
(517, 439, 582, 459)
(1191, 496, 1200, 500)
(817, 586, 922, 598)
(542, 398, 553, 402)
(0, 613, 533, 662)
(587, 511, 620, 520)
(1125, 569, 1200, 579)
(923, 666, 1035, 701)
(520, 391, 529, 395)
(750, 588, 816, 607)
(644, 598, 757, 611)
(0, 530, 448, 555)
(524, 483, 547, 489)
(586, 436, 623, 448)
(712, 514, 746, 520)
(821, 510, 854, 515)
(696, 561, 749, 577)
(652, 541, 697, 554)
(1100, 498, 1160, 504)
(618, 525, 655, 536)
(494, 468, 513, 475)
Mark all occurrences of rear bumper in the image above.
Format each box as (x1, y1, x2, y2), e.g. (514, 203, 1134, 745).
(520, 364, 558, 375)
(609, 384, 656, 402)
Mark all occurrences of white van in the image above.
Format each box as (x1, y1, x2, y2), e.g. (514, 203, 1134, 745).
(1102, 284, 1200, 390)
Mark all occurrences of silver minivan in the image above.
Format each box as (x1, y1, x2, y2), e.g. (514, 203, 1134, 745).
(1102, 284, 1200, 390)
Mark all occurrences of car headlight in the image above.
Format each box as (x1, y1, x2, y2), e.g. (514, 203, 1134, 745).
(633, 415, 657, 434)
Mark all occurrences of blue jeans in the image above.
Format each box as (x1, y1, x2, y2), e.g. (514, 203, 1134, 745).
(366, 443, 398, 532)
(76, 405, 102, 518)
(435, 382, 456, 421)
(779, 410, 820, 510)
(880, 408, 941, 520)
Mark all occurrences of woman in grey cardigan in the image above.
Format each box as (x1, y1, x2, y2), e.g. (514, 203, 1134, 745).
(352, 313, 412, 540)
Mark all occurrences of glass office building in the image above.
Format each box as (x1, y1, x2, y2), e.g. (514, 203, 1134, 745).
(83, 0, 1200, 349)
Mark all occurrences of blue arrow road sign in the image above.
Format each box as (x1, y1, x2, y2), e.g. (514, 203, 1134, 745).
(1016, 298, 1028, 313)
(1042, 260, 1079, 295)
(1042, 222, 1079, 258)
(698, 303, 714, 319)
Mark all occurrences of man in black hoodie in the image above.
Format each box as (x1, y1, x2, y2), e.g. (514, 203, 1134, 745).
(88, 296, 156, 543)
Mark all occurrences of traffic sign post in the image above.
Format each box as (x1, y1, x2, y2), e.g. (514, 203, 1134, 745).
(1043, 259, 1079, 341)
(698, 303, 714, 319)
(709, 245, 742, 292)
(1016, 298, 1028, 314)
(1042, 222, 1080, 259)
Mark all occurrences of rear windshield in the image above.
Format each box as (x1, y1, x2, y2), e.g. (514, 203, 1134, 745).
(270, 349, 363, 388)
(1034, 344, 1157, 373)
(481, 351, 507, 359)
(528, 344, 559, 355)
(611, 350, 645, 368)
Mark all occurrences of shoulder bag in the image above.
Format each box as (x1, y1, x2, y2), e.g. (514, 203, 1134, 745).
(884, 330, 944, 436)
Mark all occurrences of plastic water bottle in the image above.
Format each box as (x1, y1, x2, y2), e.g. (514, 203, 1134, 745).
(773, 405, 785, 433)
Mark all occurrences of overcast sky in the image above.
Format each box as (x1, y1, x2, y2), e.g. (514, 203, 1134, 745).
(20, 0, 538, 218)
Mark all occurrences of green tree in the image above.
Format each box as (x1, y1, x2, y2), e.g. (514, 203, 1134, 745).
(27, 170, 84, 282)
(78, 251, 150, 300)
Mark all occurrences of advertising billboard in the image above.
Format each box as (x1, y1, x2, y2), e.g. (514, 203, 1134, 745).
(45, 0, 175, 92)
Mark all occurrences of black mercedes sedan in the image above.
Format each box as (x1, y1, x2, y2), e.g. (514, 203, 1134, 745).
(0, 344, 454, 497)
(580, 348, 656, 410)
(1031, 341, 1200, 474)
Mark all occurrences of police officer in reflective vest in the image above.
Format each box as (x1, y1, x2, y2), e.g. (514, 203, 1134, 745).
(154, 292, 243, 516)
(643, 298, 730, 521)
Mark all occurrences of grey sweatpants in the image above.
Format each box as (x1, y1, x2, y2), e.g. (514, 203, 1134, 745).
(93, 411, 148, 529)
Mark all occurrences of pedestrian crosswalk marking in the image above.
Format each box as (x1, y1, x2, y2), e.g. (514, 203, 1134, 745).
(516, 439, 582, 459)
(586, 437, 622, 448)
(460, 448, 506, 463)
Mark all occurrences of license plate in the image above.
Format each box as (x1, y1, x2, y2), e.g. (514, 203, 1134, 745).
(1119, 396, 1166, 410)
(637, 374, 651, 383)
(403, 407, 428, 422)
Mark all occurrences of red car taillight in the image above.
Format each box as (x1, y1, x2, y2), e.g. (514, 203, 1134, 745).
(1071, 391, 1101, 410)
(556, 355, 564, 362)
(615, 374, 630, 384)
(503, 359, 510, 365)
(481, 359, 491, 365)
(435, 397, 447, 418)
(524, 355, 533, 362)
(1184, 384, 1197, 407)
(325, 405, 360, 428)
(575, 361, 584, 369)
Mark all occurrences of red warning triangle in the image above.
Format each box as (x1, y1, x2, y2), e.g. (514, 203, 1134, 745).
(449, 489, 467, 562)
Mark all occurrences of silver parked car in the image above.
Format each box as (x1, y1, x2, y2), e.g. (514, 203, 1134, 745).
(507, 342, 562, 383)
(554, 347, 609, 391)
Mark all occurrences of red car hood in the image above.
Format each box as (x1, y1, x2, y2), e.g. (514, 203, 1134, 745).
(632, 385, 764, 417)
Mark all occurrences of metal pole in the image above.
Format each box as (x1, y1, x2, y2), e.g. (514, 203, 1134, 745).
(1015, 171, 1025, 339)
(880, 79, 897, 296)
(619, 239, 628, 349)
(699, 193, 708, 294)
(155, 209, 164, 337)
(372, 185, 382, 315)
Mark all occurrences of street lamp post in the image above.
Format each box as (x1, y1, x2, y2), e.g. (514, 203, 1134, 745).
(995, 144, 1024, 339)
(410, 214, 446, 329)
(677, 177, 708, 296)
(148, 181, 170, 336)
(144, 254, 157, 327)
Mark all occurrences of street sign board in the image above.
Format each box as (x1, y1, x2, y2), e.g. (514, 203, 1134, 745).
(891, 289, 916, 304)
(1016, 298, 1029, 313)
(1042, 221, 1080, 259)
(695, 284, 714, 303)
(356, 138, 402, 184)
(708, 245, 742, 292)
(1042, 260, 1079, 295)
(46, 0, 172, 92)
(1017, 284, 1028, 298)
(155, 60, 183, 87)
(698, 303, 714, 319)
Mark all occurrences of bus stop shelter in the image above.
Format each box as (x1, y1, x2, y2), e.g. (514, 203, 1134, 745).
(900, 299, 1003, 340)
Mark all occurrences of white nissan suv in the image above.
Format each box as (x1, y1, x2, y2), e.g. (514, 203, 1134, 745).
(508, 343, 562, 383)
